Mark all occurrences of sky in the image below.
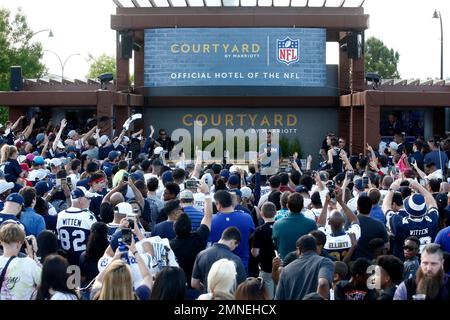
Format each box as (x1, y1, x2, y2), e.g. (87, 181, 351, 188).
(1, 0, 449, 80)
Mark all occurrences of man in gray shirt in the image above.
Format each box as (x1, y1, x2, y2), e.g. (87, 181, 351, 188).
(275, 234, 334, 300)
(191, 227, 246, 293)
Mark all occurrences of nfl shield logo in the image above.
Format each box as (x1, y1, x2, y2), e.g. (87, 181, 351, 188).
(277, 37, 299, 65)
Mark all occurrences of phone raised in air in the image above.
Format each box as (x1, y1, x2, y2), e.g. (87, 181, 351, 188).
(121, 228, 132, 245)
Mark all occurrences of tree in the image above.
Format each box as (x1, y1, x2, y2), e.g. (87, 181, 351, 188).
(86, 53, 116, 79)
(364, 36, 400, 79)
(0, 7, 47, 124)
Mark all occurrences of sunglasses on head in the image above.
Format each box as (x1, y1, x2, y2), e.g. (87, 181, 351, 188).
(403, 245, 417, 251)
(246, 277, 264, 291)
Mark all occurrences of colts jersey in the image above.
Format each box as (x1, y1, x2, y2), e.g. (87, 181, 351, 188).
(57, 207, 97, 265)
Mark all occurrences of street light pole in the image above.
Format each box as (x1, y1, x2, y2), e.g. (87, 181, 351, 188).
(433, 10, 443, 80)
(30, 29, 54, 40)
(44, 50, 81, 80)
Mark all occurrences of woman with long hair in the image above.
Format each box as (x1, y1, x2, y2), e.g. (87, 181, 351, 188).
(35, 255, 78, 300)
(235, 277, 269, 300)
(197, 258, 236, 300)
(36, 230, 59, 263)
(79, 222, 109, 291)
(151, 266, 187, 300)
(1, 145, 23, 184)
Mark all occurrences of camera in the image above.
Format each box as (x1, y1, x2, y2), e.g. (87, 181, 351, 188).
(121, 228, 132, 245)
(25, 236, 33, 247)
(327, 181, 335, 199)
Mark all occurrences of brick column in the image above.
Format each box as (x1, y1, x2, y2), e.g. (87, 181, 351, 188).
(350, 105, 364, 155)
(96, 91, 114, 137)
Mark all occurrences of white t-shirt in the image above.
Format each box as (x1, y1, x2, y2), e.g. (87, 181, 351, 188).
(50, 291, 78, 300)
(0, 256, 41, 300)
(302, 208, 316, 222)
(67, 173, 80, 190)
(193, 192, 206, 212)
(347, 196, 359, 214)
(426, 169, 443, 181)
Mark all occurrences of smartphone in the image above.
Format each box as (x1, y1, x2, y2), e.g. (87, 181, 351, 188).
(363, 176, 369, 188)
(122, 228, 132, 245)
(26, 236, 33, 247)
(127, 151, 132, 159)
(274, 250, 279, 258)
(289, 156, 294, 163)
(127, 214, 136, 229)
(123, 172, 129, 182)
(185, 180, 199, 189)
(55, 178, 62, 191)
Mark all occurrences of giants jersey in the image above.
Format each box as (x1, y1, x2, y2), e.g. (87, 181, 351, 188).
(320, 224, 361, 261)
(57, 207, 97, 265)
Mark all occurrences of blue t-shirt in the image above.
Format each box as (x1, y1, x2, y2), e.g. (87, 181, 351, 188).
(20, 207, 46, 237)
(424, 150, 448, 172)
(182, 206, 204, 231)
(209, 211, 255, 268)
(391, 208, 439, 259)
(153, 220, 176, 240)
(434, 226, 450, 253)
(370, 205, 386, 226)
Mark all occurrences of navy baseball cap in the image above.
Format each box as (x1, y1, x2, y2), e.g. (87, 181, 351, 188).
(228, 175, 240, 186)
(35, 181, 52, 197)
(220, 169, 230, 180)
(295, 185, 309, 194)
(71, 187, 96, 199)
(131, 171, 144, 181)
(354, 178, 365, 191)
(108, 150, 120, 161)
(6, 193, 24, 206)
(229, 188, 242, 197)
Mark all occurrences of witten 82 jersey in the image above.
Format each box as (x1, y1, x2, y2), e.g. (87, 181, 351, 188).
(57, 207, 97, 265)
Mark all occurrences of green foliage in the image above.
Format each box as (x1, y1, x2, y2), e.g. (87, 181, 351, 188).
(0, 7, 47, 124)
(86, 53, 116, 79)
(279, 136, 303, 158)
(364, 36, 400, 79)
(289, 137, 303, 158)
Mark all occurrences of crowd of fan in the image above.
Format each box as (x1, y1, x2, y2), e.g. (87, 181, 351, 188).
(0, 114, 449, 301)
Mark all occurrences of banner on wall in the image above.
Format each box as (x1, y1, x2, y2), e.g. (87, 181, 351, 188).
(144, 28, 326, 87)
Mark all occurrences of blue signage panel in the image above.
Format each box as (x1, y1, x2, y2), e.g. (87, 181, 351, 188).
(144, 28, 326, 87)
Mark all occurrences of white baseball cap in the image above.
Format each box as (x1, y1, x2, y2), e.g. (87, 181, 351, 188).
(0, 180, 15, 194)
(229, 165, 239, 174)
(154, 147, 164, 155)
(201, 173, 214, 188)
(115, 202, 134, 215)
(240, 186, 253, 200)
(50, 158, 62, 167)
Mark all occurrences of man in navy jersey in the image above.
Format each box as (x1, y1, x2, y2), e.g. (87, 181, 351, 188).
(389, 179, 439, 260)
(0, 193, 25, 226)
(57, 186, 97, 265)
